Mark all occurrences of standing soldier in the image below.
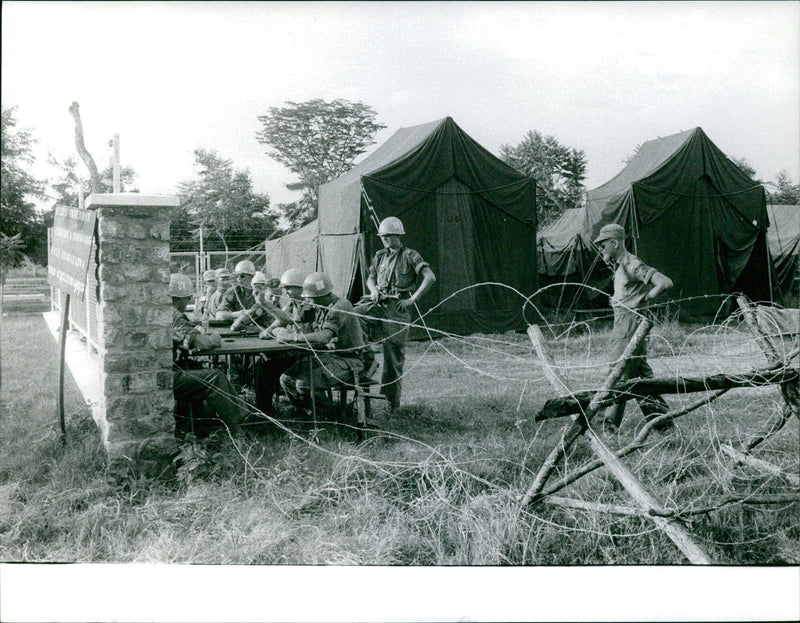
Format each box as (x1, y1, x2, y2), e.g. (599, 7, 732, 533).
(195, 269, 217, 321)
(593, 223, 674, 433)
(354, 216, 436, 410)
(204, 267, 233, 321)
(169, 273, 244, 438)
(217, 259, 257, 321)
(278, 271, 368, 421)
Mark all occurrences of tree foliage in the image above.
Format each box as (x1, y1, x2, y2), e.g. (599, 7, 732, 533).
(255, 99, 386, 226)
(767, 171, 799, 205)
(1, 105, 48, 266)
(730, 156, 760, 182)
(500, 130, 587, 226)
(47, 155, 139, 207)
(177, 148, 277, 254)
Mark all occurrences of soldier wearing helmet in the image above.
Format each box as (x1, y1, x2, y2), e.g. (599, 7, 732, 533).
(593, 223, 674, 434)
(217, 259, 258, 321)
(277, 271, 367, 421)
(354, 216, 436, 410)
(195, 269, 218, 320)
(203, 267, 233, 321)
(169, 273, 244, 438)
(248, 268, 315, 416)
(230, 271, 282, 332)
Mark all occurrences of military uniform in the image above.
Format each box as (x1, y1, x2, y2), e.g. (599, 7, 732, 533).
(219, 284, 256, 314)
(604, 249, 669, 427)
(203, 288, 225, 321)
(279, 295, 366, 418)
(253, 298, 314, 414)
(172, 308, 243, 437)
(354, 245, 430, 408)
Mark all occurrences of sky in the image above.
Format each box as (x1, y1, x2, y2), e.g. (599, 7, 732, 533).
(2, 1, 799, 210)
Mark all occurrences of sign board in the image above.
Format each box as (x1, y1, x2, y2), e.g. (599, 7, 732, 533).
(48, 205, 97, 301)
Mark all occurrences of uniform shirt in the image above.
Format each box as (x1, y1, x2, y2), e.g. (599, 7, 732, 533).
(204, 289, 226, 319)
(313, 295, 365, 357)
(284, 298, 314, 333)
(197, 285, 216, 318)
(611, 250, 657, 310)
(238, 292, 278, 327)
(172, 308, 198, 366)
(369, 246, 429, 295)
(219, 285, 256, 313)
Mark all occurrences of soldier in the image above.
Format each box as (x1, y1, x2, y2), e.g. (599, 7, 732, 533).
(593, 223, 674, 433)
(195, 269, 217, 320)
(203, 267, 233, 321)
(230, 271, 279, 332)
(251, 268, 314, 416)
(169, 273, 244, 438)
(217, 259, 257, 321)
(354, 216, 436, 410)
(278, 271, 368, 421)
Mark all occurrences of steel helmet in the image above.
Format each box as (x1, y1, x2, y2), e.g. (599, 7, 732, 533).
(168, 273, 195, 298)
(378, 216, 405, 236)
(302, 272, 333, 298)
(280, 268, 306, 288)
(251, 271, 269, 286)
(203, 269, 216, 282)
(215, 267, 232, 279)
(234, 259, 256, 276)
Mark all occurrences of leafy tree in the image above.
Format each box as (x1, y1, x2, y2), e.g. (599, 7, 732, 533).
(500, 130, 587, 226)
(730, 156, 760, 182)
(47, 155, 139, 207)
(768, 171, 799, 205)
(255, 99, 386, 226)
(1, 105, 48, 266)
(177, 148, 277, 255)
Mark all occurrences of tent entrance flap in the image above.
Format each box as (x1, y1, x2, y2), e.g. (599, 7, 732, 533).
(436, 178, 477, 311)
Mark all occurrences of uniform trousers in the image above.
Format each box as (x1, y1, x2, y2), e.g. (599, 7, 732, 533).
(280, 353, 364, 418)
(253, 351, 299, 414)
(173, 367, 244, 438)
(353, 298, 410, 408)
(602, 307, 669, 427)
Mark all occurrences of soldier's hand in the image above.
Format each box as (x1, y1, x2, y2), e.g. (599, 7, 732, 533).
(273, 327, 291, 342)
(259, 328, 274, 340)
(397, 298, 415, 311)
(369, 289, 380, 303)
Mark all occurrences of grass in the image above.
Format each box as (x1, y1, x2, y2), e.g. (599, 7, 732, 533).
(0, 313, 797, 564)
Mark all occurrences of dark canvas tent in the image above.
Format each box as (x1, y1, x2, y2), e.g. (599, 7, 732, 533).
(538, 127, 773, 315)
(767, 204, 799, 304)
(265, 117, 537, 334)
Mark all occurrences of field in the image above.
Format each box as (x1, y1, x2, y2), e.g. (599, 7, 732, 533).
(0, 311, 798, 565)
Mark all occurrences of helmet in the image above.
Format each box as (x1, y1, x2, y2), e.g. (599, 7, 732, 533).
(251, 271, 269, 286)
(378, 216, 405, 236)
(202, 269, 216, 282)
(234, 260, 256, 276)
(302, 272, 333, 298)
(168, 273, 194, 298)
(280, 268, 306, 288)
(215, 267, 232, 279)
(267, 277, 281, 289)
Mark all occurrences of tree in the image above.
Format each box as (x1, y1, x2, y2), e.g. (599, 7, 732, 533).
(1, 105, 48, 266)
(255, 99, 386, 226)
(768, 171, 799, 205)
(48, 155, 139, 207)
(500, 130, 587, 226)
(730, 156, 760, 182)
(177, 148, 277, 255)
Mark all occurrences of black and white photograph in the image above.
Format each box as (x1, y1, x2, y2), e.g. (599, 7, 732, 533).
(1, 1, 798, 621)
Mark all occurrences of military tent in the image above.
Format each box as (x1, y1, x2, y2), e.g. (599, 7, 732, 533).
(266, 117, 538, 335)
(767, 204, 799, 304)
(537, 127, 774, 315)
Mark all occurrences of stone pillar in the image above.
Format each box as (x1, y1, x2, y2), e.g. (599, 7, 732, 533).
(87, 193, 179, 474)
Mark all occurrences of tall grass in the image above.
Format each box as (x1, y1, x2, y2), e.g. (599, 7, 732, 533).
(1, 315, 797, 564)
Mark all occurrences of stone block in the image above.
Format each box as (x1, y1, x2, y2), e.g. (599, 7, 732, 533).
(98, 264, 124, 286)
(156, 246, 171, 263)
(97, 302, 122, 325)
(102, 325, 126, 349)
(99, 243, 123, 265)
(146, 308, 172, 328)
(97, 219, 124, 240)
(104, 351, 162, 373)
(128, 222, 147, 239)
(100, 283, 127, 302)
(129, 332, 148, 348)
(148, 331, 172, 352)
(156, 370, 173, 390)
(123, 264, 153, 283)
(121, 306, 145, 326)
(150, 223, 170, 240)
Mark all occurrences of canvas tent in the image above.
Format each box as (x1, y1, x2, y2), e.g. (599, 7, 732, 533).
(767, 204, 799, 304)
(536, 127, 774, 315)
(265, 117, 537, 334)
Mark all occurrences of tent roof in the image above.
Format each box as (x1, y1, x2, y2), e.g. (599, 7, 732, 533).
(767, 204, 800, 258)
(538, 207, 586, 252)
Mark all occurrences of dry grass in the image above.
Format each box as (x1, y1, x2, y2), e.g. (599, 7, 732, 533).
(0, 313, 797, 564)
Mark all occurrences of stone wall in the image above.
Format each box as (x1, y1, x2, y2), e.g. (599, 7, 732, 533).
(87, 193, 179, 473)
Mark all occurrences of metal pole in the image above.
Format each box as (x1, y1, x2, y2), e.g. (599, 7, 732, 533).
(112, 134, 120, 193)
(58, 294, 71, 442)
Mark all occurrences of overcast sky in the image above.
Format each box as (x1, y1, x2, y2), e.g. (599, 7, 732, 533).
(3, 1, 799, 209)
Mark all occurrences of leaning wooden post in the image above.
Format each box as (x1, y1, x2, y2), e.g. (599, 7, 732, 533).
(521, 321, 712, 564)
(520, 319, 652, 506)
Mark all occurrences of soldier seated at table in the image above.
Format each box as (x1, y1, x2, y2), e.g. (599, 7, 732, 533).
(230, 271, 281, 333)
(216, 259, 257, 321)
(195, 269, 217, 321)
(248, 268, 314, 416)
(203, 267, 233, 322)
(170, 273, 245, 438)
(277, 271, 368, 422)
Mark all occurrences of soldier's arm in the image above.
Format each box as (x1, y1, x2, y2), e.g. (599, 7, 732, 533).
(645, 271, 673, 301)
